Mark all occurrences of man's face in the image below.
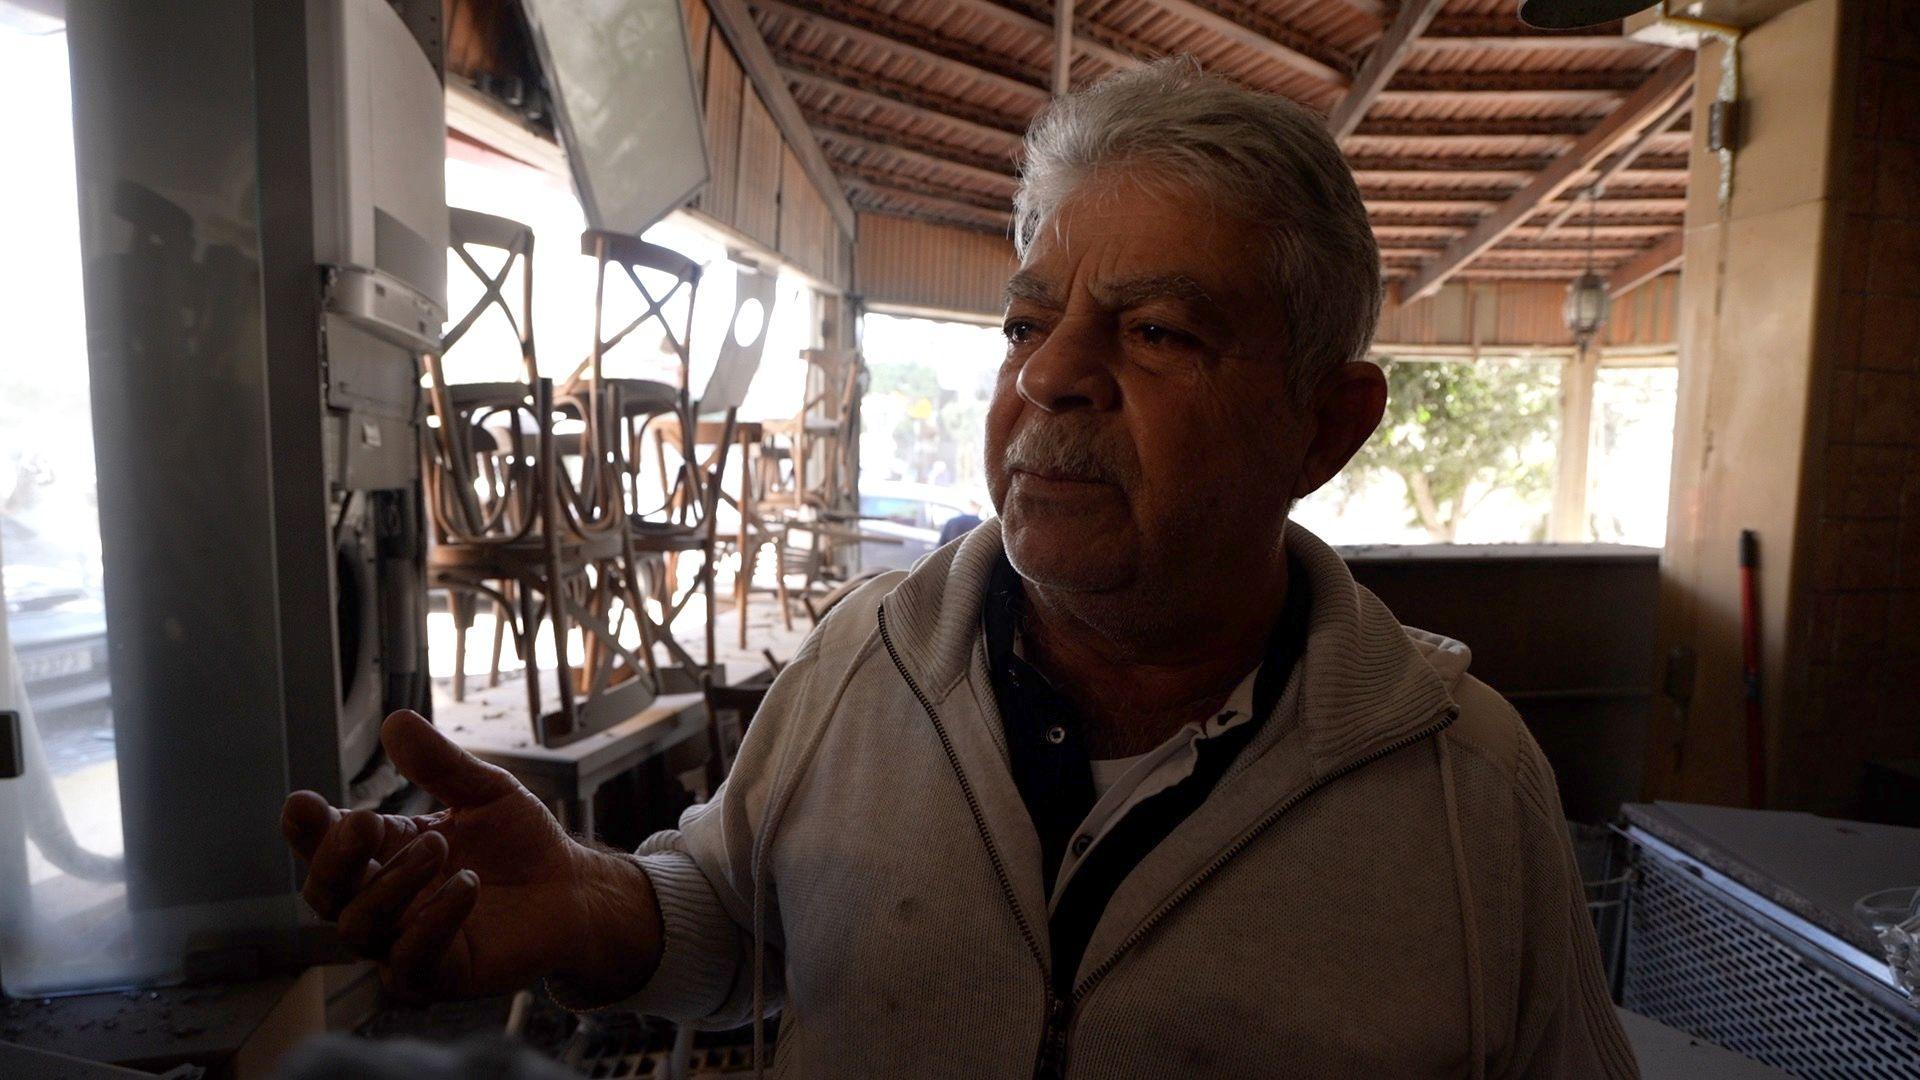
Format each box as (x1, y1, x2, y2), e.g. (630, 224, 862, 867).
(985, 170, 1315, 600)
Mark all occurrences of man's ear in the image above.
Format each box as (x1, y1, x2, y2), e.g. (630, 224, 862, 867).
(1291, 361, 1387, 500)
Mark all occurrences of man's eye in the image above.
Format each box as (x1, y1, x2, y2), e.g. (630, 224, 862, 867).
(1136, 323, 1194, 348)
(1003, 319, 1040, 345)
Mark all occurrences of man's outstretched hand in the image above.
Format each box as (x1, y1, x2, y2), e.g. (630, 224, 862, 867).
(281, 711, 662, 1001)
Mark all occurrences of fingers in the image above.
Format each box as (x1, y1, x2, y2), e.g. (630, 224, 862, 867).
(387, 869, 479, 997)
(301, 809, 382, 920)
(281, 791, 339, 861)
(381, 710, 521, 809)
(337, 831, 450, 955)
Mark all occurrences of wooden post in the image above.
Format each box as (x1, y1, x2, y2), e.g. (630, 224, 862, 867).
(1550, 342, 1599, 542)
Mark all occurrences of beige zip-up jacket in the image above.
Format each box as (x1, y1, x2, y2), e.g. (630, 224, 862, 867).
(616, 521, 1637, 1078)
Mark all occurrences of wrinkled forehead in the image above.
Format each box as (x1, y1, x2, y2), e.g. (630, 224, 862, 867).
(1007, 172, 1276, 338)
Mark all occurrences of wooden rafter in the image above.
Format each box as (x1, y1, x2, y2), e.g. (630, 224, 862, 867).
(1382, 244, 1644, 258)
(841, 178, 1013, 232)
(1346, 153, 1557, 172)
(1331, 0, 1389, 20)
(1360, 186, 1535, 203)
(833, 158, 1012, 213)
(1386, 70, 1648, 94)
(780, 55, 1028, 137)
(752, 0, 1048, 106)
(707, 0, 857, 235)
(1420, 16, 1647, 50)
(1536, 96, 1692, 236)
(940, 0, 1143, 77)
(1152, 0, 1347, 87)
(1608, 231, 1685, 296)
(1053, 0, 1075, 95)
(1327, 0, 1447, 140)
(817, 126, 1018, 190)
(1399, 52, 1695, 300)
(801, 108, 1019, 175)
(779, 63, 1029, 147)
(1354, 117, 1594, 137)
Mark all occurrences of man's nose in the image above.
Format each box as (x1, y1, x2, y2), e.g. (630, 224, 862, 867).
(1016, 314, 1120, 413)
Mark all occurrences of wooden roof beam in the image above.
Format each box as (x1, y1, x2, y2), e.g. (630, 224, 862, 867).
(1420, 15, 1651, 50)
(1399, 52, 1694, 301)
(816, 126, 1018, 191)
(1346, 153, 1556, 172)
(1354, 117, 1592, 137)
(800, 107, 1019, 175)
(842, 178, 1014, 233)
(752, 0, 1049, 107)
(1535, 94, 1692, 236)
(780, 58, 1028, 143)
(834, 159, 1012, 213)
(1152, 0, 1347, 86)
(1327, 0, 1449, 140)
(1385, 70, 1647, 93)
(939, 0, 1143, 77)
(707, 0, 857, 235)
(1608, 230, 1684, 296)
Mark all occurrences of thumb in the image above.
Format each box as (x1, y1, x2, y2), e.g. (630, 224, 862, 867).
(381, 710, 521, 808)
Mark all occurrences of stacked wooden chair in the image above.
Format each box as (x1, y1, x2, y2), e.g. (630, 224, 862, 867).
(758, 347, 865, 596)
(421, 209, 655, 747)
(561, 229, 733, 687)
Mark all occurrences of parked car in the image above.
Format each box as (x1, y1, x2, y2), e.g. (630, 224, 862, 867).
(3, 519, 112, 729)
(857, 480, 990, 572)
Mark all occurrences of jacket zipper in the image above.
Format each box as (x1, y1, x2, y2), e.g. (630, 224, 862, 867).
(881, 602, 1457, 1078)
(877, 605, 1050, 974)
(879, 606, 1070, 1079)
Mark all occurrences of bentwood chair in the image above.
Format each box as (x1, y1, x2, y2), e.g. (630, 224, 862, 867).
(560, 228, 728, 680)
(423, 208, 654, 747)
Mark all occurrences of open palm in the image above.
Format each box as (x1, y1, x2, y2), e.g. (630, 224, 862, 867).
(282, 712, 604, 998)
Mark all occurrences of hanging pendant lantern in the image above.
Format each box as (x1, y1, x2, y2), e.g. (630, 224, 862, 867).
(1564, 186, 1611, 346)
(1565, 271, 1611, 344)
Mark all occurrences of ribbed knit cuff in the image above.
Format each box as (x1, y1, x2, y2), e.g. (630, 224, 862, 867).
(546, 850, 741, 1018)
(602, 850, 743, 1021)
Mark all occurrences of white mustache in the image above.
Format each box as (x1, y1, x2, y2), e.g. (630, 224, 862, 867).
(1003, 420, 1138, 487)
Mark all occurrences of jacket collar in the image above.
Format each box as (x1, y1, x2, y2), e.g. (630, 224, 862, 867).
(876, 517, 1458, 783)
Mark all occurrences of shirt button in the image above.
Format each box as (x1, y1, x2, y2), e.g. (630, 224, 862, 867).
(1045, 726, 1066, 745)
(1071, 834, 1092, 856)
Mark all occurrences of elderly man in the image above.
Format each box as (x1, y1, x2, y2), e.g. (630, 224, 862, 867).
(283, 60, 1635, 1077)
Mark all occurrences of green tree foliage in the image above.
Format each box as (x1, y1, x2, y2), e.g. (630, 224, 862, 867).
(1345, 358, 1560, 543)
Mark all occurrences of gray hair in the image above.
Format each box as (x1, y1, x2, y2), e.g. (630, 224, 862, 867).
(1013, 57, 1383, 399)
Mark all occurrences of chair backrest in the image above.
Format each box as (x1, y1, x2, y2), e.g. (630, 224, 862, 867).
(567, 230, 721, 534)
(563, 229, 702, 398)
(422, 378, 556, 548)
(425, 210, 561, 550)
(442, 207, 538, 386)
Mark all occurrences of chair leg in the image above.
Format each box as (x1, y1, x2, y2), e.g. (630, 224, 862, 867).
(736, 537, 752, 651)
(450, 590, 474, 702)
(774, 534, 794, 632)
(452, 616, 468, 704)
(488, 594, 507, 689)
(520, 579, 543, 744)
(704, 540, 717, 675)
(547, 564, 576, 741)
